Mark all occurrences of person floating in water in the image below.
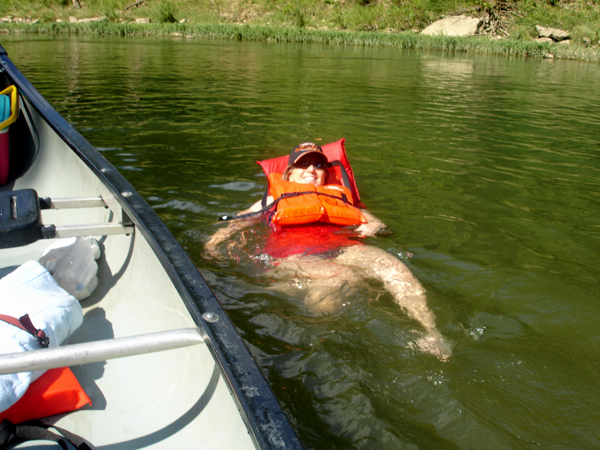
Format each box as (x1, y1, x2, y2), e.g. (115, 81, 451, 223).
(205, 141, 450, 359)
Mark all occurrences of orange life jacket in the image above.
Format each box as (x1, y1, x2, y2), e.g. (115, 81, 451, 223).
(252, 138, 368, 228)
(257, 138, 362, 206)
(0, 313, 91, 424)
(0, 367, 91, 424)
(218, 139, 368, 227)
(267, 173, 367, 227)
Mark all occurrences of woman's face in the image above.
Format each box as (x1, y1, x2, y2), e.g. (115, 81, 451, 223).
(288, 156, 328, 186)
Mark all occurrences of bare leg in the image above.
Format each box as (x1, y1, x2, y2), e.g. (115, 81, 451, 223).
(267, 246, 451, 359)
(335, 245, 451, 359)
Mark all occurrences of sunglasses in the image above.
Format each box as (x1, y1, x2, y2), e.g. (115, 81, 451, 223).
(293, 159, 328, 169)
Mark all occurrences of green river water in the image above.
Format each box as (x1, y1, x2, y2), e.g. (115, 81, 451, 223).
(2, 35, 600, 450)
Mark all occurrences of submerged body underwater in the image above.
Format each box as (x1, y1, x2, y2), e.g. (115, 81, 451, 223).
(206, 219, 451, 360)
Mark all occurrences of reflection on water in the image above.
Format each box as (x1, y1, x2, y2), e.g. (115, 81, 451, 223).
(4, 35, 600, 449)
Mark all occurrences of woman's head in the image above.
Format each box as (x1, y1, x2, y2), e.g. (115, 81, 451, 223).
(283, 143, 329, 186)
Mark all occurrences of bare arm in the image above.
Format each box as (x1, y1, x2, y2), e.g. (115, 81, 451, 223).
(205, 196, 273, 258)
(355, 209, 390, 238)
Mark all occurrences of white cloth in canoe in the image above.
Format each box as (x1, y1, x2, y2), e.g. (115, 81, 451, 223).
(0, 260, 83, 413)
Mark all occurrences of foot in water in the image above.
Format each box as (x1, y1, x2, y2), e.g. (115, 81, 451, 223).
(413, 331, 452, 360)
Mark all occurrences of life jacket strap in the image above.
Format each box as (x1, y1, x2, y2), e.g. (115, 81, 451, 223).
(219, 194, 286, 222)
(0, 314, 50, 348)
(327, 160, 352, 191)
(219, 190, 354, 222)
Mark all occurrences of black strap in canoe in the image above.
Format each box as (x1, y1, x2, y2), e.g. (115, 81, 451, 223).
(0, 314, 50, 348)
(0, 419, 93, 450)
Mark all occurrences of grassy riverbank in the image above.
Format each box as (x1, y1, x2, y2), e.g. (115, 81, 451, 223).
(2, 0, 599, 61)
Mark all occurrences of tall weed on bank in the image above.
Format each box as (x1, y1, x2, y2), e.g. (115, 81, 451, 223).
(153, 0, 179, 23)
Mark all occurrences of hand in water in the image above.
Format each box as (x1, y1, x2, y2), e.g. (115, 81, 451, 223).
(355, 210, 392, 238)
(355, 221, 383, 237)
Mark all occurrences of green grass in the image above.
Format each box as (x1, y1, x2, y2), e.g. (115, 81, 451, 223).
(1, 0, 599, 61)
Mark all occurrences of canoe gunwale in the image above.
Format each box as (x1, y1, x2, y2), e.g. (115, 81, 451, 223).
(0, 44, 303, 450)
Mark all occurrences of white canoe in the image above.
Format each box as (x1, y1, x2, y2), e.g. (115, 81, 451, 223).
(0, 44, 302, 449)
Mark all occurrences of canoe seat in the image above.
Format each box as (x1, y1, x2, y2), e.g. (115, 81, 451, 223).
(0, 189, 135, 249)
(0, 189, 43, 247)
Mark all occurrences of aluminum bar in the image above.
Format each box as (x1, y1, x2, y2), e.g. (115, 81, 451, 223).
(43, 223, 135, 238)
(0, 328, 205, 375)
(44, 197, 107, 209)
